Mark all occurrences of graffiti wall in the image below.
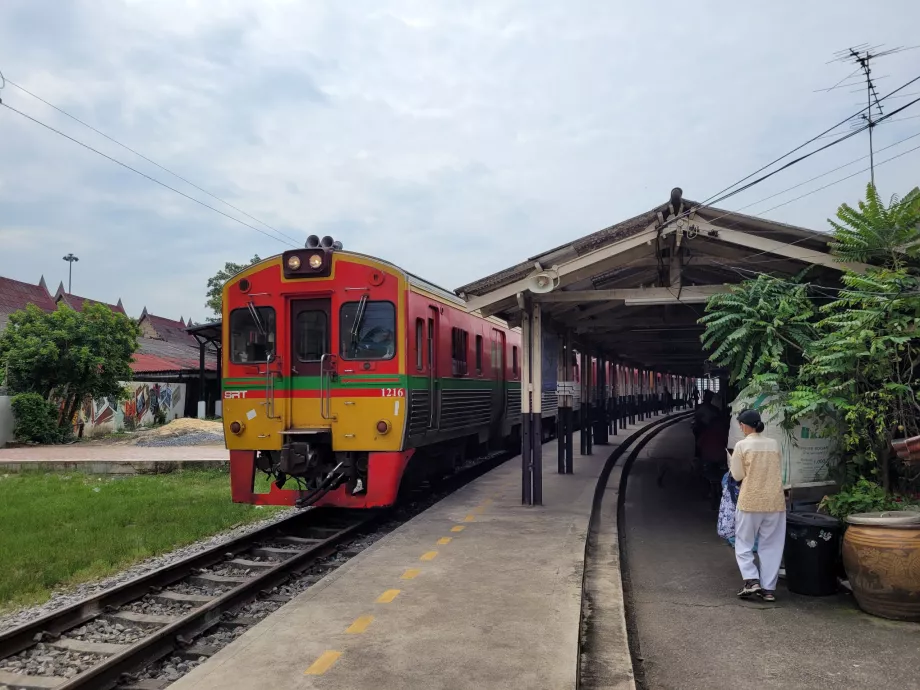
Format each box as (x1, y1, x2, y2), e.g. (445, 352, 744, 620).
(74, 382, 186, 437)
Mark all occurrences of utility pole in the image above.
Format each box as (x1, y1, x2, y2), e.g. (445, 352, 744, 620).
(62, 253, 79, 293)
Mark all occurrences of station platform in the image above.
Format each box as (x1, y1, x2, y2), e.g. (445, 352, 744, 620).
(623, 421, 920, 690)
(169, 415, 670, 690)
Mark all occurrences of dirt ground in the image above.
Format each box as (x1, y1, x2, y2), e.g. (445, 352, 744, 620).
(82, 418, 225, 446)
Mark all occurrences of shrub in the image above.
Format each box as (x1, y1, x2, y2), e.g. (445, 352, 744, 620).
(11, 393, 62, 444)
(819, 478, 908, 521)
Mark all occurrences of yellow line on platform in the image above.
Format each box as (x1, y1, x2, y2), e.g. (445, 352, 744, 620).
(401, 568, 421, 579)
(451, 525, 465, 533)
(437, 537, 452, 545)
(346, 615, 374, 633)
(376, 589, 401, 603)
(420, 551, 438, 561)
(304, 650, 341, 675)
(463, 514, 475, 522)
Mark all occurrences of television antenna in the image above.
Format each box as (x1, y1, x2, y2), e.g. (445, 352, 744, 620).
(822, 43, 919, 186)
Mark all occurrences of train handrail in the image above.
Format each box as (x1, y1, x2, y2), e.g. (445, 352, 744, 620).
(320, 353, 337, 420)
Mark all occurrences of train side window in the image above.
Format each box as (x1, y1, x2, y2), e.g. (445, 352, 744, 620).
(512, 346, 519, 377)
(451, 327, 468, 376)
(475, 335, 483, 374)
(340, 301, 396, 360)
(229, 307, 276, 364)
(416, 318, 424, 370)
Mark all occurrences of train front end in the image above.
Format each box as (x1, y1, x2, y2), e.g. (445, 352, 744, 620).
(221, 237, 412, 508)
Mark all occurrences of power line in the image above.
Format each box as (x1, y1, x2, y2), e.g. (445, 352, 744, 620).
(732, 130, 920, 215)
(0, 100, 297, 247)
(2, 77, 303, 246)
(694, 72, 920, 210)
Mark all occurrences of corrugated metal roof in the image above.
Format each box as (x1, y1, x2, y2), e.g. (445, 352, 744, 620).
(132, 337, 217, 374)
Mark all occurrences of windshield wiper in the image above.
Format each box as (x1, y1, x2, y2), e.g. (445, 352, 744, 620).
(247, 301, 267, 337)
(349, 294, 369, 356)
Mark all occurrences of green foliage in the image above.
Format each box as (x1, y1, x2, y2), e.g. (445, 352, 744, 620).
(829, 183, 920, 269)
(10, 393, 62, 444)
(0, 303, 140, 436)
(699, 272, 817, 385)
(701, 184, 920, 495)
(790, 268, 920, 490)
(205, 255, 262, 317)
(819, 478, 906, 520)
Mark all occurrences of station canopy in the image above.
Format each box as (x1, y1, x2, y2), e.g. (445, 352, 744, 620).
(455, 189, 868, 376)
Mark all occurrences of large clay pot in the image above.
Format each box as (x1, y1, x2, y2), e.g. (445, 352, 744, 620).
(842, 511, 920, 621)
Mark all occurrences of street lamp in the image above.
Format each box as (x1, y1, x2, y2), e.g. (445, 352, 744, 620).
(62, 254, 79, 293)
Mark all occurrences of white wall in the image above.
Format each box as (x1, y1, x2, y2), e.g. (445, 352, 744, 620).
(0, 396, 12, 448)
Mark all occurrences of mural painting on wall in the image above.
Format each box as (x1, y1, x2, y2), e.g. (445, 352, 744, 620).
(74, 382, 186, 436)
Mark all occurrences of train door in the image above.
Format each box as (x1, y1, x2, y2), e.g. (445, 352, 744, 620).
(427, 306, 440, 429)
(491, 328, 505, 422)
(289, 298, 332, 428)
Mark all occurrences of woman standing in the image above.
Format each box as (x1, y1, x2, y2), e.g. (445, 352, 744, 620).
(729, 409, 786, 602)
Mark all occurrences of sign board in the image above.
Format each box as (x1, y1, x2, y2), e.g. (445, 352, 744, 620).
(556, 381, 580, 398)
(727, 390, 835, 489)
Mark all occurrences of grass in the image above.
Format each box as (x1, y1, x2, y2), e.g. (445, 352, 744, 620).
(0, 469, 284, 612)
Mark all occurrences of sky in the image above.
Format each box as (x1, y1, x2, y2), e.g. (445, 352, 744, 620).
(1, 1, 919, 323)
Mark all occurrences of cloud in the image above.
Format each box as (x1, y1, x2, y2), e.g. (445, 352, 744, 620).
(1, 0, 919, 322)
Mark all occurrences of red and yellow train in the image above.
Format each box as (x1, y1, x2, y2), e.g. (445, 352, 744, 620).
(222, 236, 557, 509)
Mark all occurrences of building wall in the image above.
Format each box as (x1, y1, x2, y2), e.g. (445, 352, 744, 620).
(75, 381, 186, 436)
(0, 396, 12, 447)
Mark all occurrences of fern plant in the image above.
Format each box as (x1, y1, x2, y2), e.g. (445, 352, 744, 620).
(829, 183, 920, 269)
(699, 272, 817, 386)
(791, 268, 920, 492)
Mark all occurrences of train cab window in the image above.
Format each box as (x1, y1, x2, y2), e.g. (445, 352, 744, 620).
(295, 310, 328, 361)
(512, 346, 519, 376)
(416, 319, 424, 370)
(340, 301, 396, 360)
(229, 306, 276, 363)
(475, 335, 483, 374)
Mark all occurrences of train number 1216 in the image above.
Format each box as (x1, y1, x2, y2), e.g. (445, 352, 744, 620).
(380, 388, 406, 397)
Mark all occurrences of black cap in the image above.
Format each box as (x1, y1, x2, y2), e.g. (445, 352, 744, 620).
(737, 409, 762, 428)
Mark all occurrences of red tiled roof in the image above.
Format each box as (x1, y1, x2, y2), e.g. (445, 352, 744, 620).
(0, 276, 56, 332)
(139, 309, 199, 347)
(54, 285, 126, 315)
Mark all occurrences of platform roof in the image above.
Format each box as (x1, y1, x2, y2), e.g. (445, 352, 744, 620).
(456, 190, 869, 376)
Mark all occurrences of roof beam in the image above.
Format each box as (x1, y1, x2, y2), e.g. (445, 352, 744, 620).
(679, 220, 870, 273)
(463, 224, 658, 313)
(533, 284, 729, 305)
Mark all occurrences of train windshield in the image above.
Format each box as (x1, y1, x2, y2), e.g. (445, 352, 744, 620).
(340, 301, 396, 360)
(229, 306, 276, 363)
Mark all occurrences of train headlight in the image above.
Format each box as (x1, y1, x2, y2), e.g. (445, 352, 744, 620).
(376, 420, 390, 434)
(230, 421, 244, 435)
(308, 253, 323, 269)
(287, 255, 302, 270)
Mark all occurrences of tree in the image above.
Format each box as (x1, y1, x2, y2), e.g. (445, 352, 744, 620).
(699, 272, 817, 387)
(205, 255, 261, 318)
(0, 303, 140, 433)
(829, 183, 920, 269)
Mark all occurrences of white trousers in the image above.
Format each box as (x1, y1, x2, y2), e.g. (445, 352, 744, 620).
(734, 509, 786, 591)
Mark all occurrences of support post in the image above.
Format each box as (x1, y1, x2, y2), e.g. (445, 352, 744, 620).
(521, 308, 532, 505)
(197, 340, 207, 419)
(531, 304, 543, 505)
(594, 355, 608, 444)
(558, 330, 574, 474)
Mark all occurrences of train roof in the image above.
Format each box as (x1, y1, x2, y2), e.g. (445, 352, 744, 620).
(259, 249, 517, 331)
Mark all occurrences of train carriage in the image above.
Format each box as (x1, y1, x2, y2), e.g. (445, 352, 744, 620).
(222, 236, 554, 509)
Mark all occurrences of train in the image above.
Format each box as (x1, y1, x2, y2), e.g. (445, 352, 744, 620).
(221, 236, 560, 509)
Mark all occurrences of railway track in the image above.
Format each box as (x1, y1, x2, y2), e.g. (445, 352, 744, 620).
(0, 445, 520, 690)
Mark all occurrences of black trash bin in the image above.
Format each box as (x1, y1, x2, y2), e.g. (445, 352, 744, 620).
(784, 512, 842, 596)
